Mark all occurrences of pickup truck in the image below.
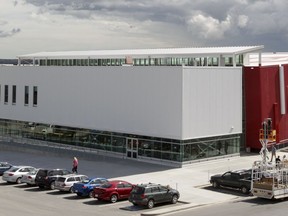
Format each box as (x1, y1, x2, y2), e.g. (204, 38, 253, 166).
(210, 169, 252, 194)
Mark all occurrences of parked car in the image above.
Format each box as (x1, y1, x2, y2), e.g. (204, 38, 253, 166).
(209, 169, 252, 194)
(2, 166, 36, 184)
(73, 177, 108, 198)
(93, 180, 134, 203)
(35, 168, 71, 189)
(129, 183, 180, 209)
(21, 169, 39, 186)
(0, 162, 13, 176)
(54, 174, 88, 192)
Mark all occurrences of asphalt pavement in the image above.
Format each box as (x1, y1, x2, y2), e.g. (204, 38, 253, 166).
(1, 141, 286, 216)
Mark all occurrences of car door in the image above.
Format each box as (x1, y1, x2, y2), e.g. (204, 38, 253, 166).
(116, 183, 125, 199)
(123, 183, 133, 199)
(220, 172, 232, 187)
(151, 186, 163, 203)
(159, 186, 171, 203)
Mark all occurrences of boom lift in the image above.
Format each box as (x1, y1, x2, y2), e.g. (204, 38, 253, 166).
(251, 118, 288, 199)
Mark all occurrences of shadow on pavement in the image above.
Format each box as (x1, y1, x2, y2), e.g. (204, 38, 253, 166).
(0, 143, 176, 179)
(200, 185, 252, 197)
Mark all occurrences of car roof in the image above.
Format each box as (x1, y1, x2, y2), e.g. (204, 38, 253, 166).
(11, 165, 34, 169)
(89, 177, 107, 180)
(61, 174, 87, 178)
(135, 183, 163, 188)
(108, 180, 130, 184)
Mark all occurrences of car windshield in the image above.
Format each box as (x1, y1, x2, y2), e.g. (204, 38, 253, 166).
(131, 186, 145, 194)
(28, 169, 38, 175)
(57, 177, 66, 182)
(100, 183, 112, 188)
(9, 167, 19, 172)
(80, 179, 91, 184)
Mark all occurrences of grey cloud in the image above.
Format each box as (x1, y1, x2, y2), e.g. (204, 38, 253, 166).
(22, 0, 288, 51)
(0, 28, 21, 38)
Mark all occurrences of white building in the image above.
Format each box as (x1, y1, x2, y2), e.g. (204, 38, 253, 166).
(0, 46, 263, 166)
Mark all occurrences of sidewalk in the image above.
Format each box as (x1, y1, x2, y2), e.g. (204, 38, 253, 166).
(116, 151, 288, 216)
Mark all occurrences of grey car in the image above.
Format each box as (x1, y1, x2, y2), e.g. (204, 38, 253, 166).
(2, 166, 36, 184)
(21, 169, 39, 185)
(54, 174, 88, 192)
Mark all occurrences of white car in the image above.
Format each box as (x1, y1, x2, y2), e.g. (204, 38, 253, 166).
(2, 166, 36, 184)
(21, 169, 39, 185)
(54, 174, 88, 192)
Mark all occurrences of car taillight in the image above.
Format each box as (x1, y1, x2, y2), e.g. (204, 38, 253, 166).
(28, 176, 32, 179)
(8, 173, 14, 176)
(82, 186, 87, 189)
(141, 194, 146, 199)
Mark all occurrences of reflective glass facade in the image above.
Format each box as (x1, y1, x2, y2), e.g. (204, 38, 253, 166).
(0, 119, 240, 164)
(39, 55, 244, 67)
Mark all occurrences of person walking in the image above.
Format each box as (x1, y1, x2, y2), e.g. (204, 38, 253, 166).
(72, 157, 78, 173)
(270, 144, 277, 162)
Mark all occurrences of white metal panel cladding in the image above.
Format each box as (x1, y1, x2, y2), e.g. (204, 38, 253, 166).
(0, 66, 183, 139)
(182, 67, 242, 139)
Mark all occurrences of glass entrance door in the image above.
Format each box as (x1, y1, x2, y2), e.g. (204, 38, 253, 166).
(126, 138, 138, 158)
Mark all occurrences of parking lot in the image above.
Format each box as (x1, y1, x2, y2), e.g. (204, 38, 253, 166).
(0, 178, 187, 216)
(0, 149, 185, 216)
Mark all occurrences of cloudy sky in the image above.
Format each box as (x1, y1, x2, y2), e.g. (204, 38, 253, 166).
(1, 0, 287, 58)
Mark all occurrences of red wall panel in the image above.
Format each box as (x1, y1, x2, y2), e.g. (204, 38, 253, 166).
(244, 64, 288, 150)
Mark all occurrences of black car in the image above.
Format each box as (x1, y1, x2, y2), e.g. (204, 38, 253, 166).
(35, 168, 71, 189)
(210, 169, 252, 194)
(128, 183, 180, 209)
(0, 162, 13, 176)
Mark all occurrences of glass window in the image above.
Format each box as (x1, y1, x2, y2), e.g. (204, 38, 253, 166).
(33, 86, 38, 106)
(12, 85, 16, 104)
(24, 86, 29, 105)
(4, 85, 8, 104)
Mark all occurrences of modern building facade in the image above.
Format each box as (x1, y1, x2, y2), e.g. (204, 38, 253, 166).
(244, 64, 288, 151)
(0, 46, 264, 166)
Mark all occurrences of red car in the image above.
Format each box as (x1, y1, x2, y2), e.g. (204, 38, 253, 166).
(93, 180, 134, 203)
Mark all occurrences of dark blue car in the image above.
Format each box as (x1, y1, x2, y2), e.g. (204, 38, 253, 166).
(73, 177, 108, 198)
(0, 162, 13, 176)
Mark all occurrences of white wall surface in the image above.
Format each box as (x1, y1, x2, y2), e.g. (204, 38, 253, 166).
(0, 66, 183, 139)
(182, 67, 242, 139)
(0, 65, 242, 140)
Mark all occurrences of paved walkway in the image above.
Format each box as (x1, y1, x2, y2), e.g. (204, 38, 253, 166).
(118, 151, 288, 216)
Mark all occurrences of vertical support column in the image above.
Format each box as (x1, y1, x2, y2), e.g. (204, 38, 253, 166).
(279, 65, 286, 114)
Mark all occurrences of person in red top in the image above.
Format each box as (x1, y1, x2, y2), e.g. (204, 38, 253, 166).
(72, 157, 78, 173)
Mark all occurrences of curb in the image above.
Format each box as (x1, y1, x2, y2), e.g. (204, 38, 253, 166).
(140, 203, 206, 216)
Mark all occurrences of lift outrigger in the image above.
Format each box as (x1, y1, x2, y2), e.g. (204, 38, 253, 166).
(251, 118, 288, 199)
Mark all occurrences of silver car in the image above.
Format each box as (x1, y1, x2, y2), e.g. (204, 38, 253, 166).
(54, 174, 88, 192)
(21, 169, 39, 185)
(2, 166, 36, 184)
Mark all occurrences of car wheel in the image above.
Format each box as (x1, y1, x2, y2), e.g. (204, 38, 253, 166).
(147, 199, 154, 209)
(69, 187, 74, 193)
(50, 181, 55, 190)
(88, 191, 94, 198)
(16, 178, 22, 184)
(110, 194, 118, 203)
(212, 181, 219, 188)
(171, 194, 178, 204)
(241, 186, 249, 194)
(132, 202, 138, 206)
(76, 193, 82, 197)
